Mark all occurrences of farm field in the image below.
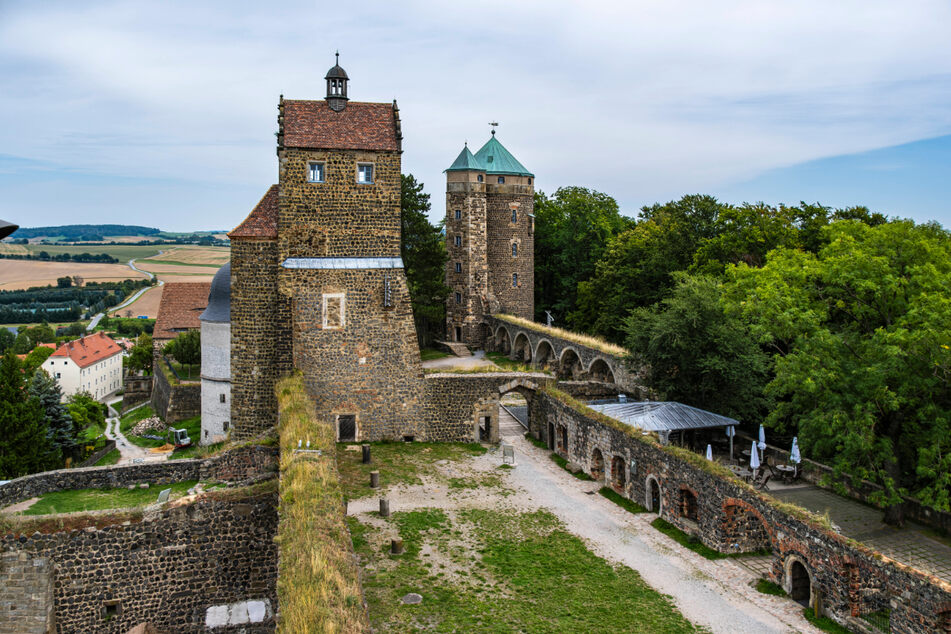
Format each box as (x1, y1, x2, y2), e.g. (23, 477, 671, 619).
(109, 285, 164, 319)
(139, 245, 229, 266)
(0, 261, 150, 290)
(0, 243, 164, 260)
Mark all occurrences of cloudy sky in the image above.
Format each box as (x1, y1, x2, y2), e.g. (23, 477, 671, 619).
(1, 0, 950, 230)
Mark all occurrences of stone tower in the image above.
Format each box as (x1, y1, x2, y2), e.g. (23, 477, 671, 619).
(445, 132, 534, 348)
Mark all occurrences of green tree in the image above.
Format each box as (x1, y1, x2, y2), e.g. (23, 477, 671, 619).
(12, 332, 33, 354)
(57, 276, 73, 288)
(126, 333, 154, 375)
(0, 351, 57, 477)
(692, 202, 801, 275)
(624, 273, 771, 424)
(573, 194, 725, 342)
(66, 391, 106, 438)
(163, 329, 201, 368)
(401, 174, 450, 347)
(0, 328, 14, 354)
(22, 346, 54, 374)
(533, 187, 632, 324)
(724, 220, 951, 523)
(28, 370, 73, 459)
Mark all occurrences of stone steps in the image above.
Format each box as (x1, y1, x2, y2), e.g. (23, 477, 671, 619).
(437, 341, 471, 357)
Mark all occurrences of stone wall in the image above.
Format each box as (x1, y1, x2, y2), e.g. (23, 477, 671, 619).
(230, 238, 292, 440)
(445, 178, 488, 348)
(0, 487, 278, 633)
(0, 445, 278, 509)
(150, 361, 201, 423)
(0, 551, 54, 634)
(485, 188, 533, 321)
(422, 372, 554, 442)
(122, 375, 152, 411)
(77, 439, 117, 468)
(529, 389, 951, 633)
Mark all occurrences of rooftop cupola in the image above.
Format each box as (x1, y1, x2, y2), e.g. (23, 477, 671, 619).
(325, 51, 349, 112)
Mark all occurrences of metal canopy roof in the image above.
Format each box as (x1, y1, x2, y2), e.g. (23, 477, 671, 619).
(282, 257, 404, 270)
(445, 144, 482, 172)
(473, 135, 533, 177)
(587, 401, 737, 432)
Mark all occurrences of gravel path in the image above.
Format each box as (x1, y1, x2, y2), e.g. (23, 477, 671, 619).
(349, 409, 820, 633)
(103, 404, 170, 465)
(420, 350, 497, 370)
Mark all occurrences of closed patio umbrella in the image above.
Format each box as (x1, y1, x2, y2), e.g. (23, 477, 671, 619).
(758, 425, 767, 462)
(706, 444, 713, 461)
(726, 425, 735, 462)
(749, 440, 760, 472)
(790, 437, 801, 464)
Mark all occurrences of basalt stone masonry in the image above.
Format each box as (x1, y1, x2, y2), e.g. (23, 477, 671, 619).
(151, 361, 201, 424)
(529, 389, 951, 633)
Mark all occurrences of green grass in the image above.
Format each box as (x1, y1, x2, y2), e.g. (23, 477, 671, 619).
(549, 452, 594, 480)
(119, 405, 154, 433)
(803, 608, 852, 634)
(349, 507, 699, 632)
(80, 422, 104, 443)
(420, 348, 451, 361)
(599, 486, 648, 513)
(651, 517, 727, 560)
(21, 480, 197, 515)
(755, 578, 787, 596)
(92, 449, 120, 466)
(337, 441, 487, 500)
(170, 441, 224, 460)
(485, 351, 539, 373)
(167, 360, 201, 380)
(524, 431, 549, 450)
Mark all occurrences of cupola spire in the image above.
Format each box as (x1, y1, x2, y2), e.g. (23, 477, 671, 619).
(325, 51, 350, 112)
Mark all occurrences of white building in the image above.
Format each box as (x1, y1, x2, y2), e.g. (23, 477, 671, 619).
(199, 263, 231, 445)
(43, 332, 124, 401)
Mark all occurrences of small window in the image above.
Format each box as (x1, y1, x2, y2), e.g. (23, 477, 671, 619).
(512, 273, 518, 287)
(512, 209, 517, 223)
(455, 235, 462, 247)
(477, 174, 484, 183)
(357, 163, 374, 184)
(322, 293, 346, 329)
(528, 178, 532, 185)
(512, 243, 518, 257)
(455, 292, 462, 304)
(219, 393, 226, 403)
(498, 176, 505, 184)
(455, 262, 462, 273)
(308, 162, 324, 183)
(223, 421, 229, 431)
(455, 209, 462, 220)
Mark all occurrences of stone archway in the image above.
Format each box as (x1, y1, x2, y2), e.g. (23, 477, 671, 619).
(588, 358, 616, 384)
(558, 347, 584, 380)
(645, 475, 662, 514)
(784, 554, 814, 608)
(722, 499, 774, 553)
(611, 455, 626, 493)
(534, 339, 556, 370)
(494, 326, 512, 354)
(512, 332, 532, 362)
(591, 448, 605, 482)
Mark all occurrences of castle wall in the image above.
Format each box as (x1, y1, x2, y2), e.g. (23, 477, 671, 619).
(290, 268, 425, 441)
(230, 238, 291, 440)
(529, 390, 951, 633)
(150, 362, 201, 423)
(1, 489, 278, 633)
(445, 182, 488, 348)
(485, 188, 534, 321)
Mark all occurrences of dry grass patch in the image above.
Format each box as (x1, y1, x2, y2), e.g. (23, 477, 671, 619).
(141, 246, 229, 266)
(494, 313, 628, 356)
(0, 261, 149, 290)
(275, 373, 368, 633)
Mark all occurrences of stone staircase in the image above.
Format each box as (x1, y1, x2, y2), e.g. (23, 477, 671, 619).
(437, 341, 471, 357)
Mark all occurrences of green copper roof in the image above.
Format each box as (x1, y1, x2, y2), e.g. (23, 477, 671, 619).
(473, 135, 533, 177)
(445, 144, 482, 172)
(444, 135, 533, 177)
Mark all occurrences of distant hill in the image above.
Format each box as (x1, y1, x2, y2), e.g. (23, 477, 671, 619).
(10, 224, 161, 240)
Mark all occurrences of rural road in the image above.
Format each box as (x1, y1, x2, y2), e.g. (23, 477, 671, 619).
(86, 255, 164, 331)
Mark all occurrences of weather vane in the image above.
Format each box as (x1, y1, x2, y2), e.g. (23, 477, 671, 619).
(489, 121, 499, 135)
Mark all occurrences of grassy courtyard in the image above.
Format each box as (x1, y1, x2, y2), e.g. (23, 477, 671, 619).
(341, 442, 700, 632)
(20, 480, 197, 515)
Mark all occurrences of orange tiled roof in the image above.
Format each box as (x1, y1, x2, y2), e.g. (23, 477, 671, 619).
(282, 100, 400, 152)
(229, 185, 278, 239)
(153, 282, 212, 340)
(49, 332, 122, 369)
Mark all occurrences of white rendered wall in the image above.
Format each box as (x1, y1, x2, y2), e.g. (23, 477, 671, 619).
(200, 321, 231, 445)
(42, 351, 123, 401)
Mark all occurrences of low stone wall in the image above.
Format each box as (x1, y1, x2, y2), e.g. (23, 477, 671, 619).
(1, 486, 278, 633)
(422, 372, 554, 442)
(0, 445, 278, 509)
(122, 375, 153, 411)
(151, 361, 201, 423)
(529, 389, 951, 634)
(77, 439, 117, 468)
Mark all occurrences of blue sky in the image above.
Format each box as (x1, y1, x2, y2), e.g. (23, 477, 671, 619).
(1, 1, 950, 230)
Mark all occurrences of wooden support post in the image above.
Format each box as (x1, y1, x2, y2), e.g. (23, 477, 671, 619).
(391, 538, 404, 555)
(379, 498, 390, 518)
(362, 444, 371, 464)
(370, 470, 380, 488)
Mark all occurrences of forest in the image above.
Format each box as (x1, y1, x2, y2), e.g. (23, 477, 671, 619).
(533, 188, 950, 522)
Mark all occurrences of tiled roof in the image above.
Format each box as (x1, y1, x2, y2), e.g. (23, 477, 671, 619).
(154, 282, 212, 340)
(229, 185, 279, 239)
(49, 332, 122, 369)
(282, 100, 400, 151)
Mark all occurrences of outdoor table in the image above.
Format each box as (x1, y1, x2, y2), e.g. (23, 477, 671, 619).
(775, 464, 796, 483)
(730, 466, 753, 482)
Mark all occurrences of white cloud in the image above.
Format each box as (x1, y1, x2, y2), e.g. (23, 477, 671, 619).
(0, 0, 950, 227)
